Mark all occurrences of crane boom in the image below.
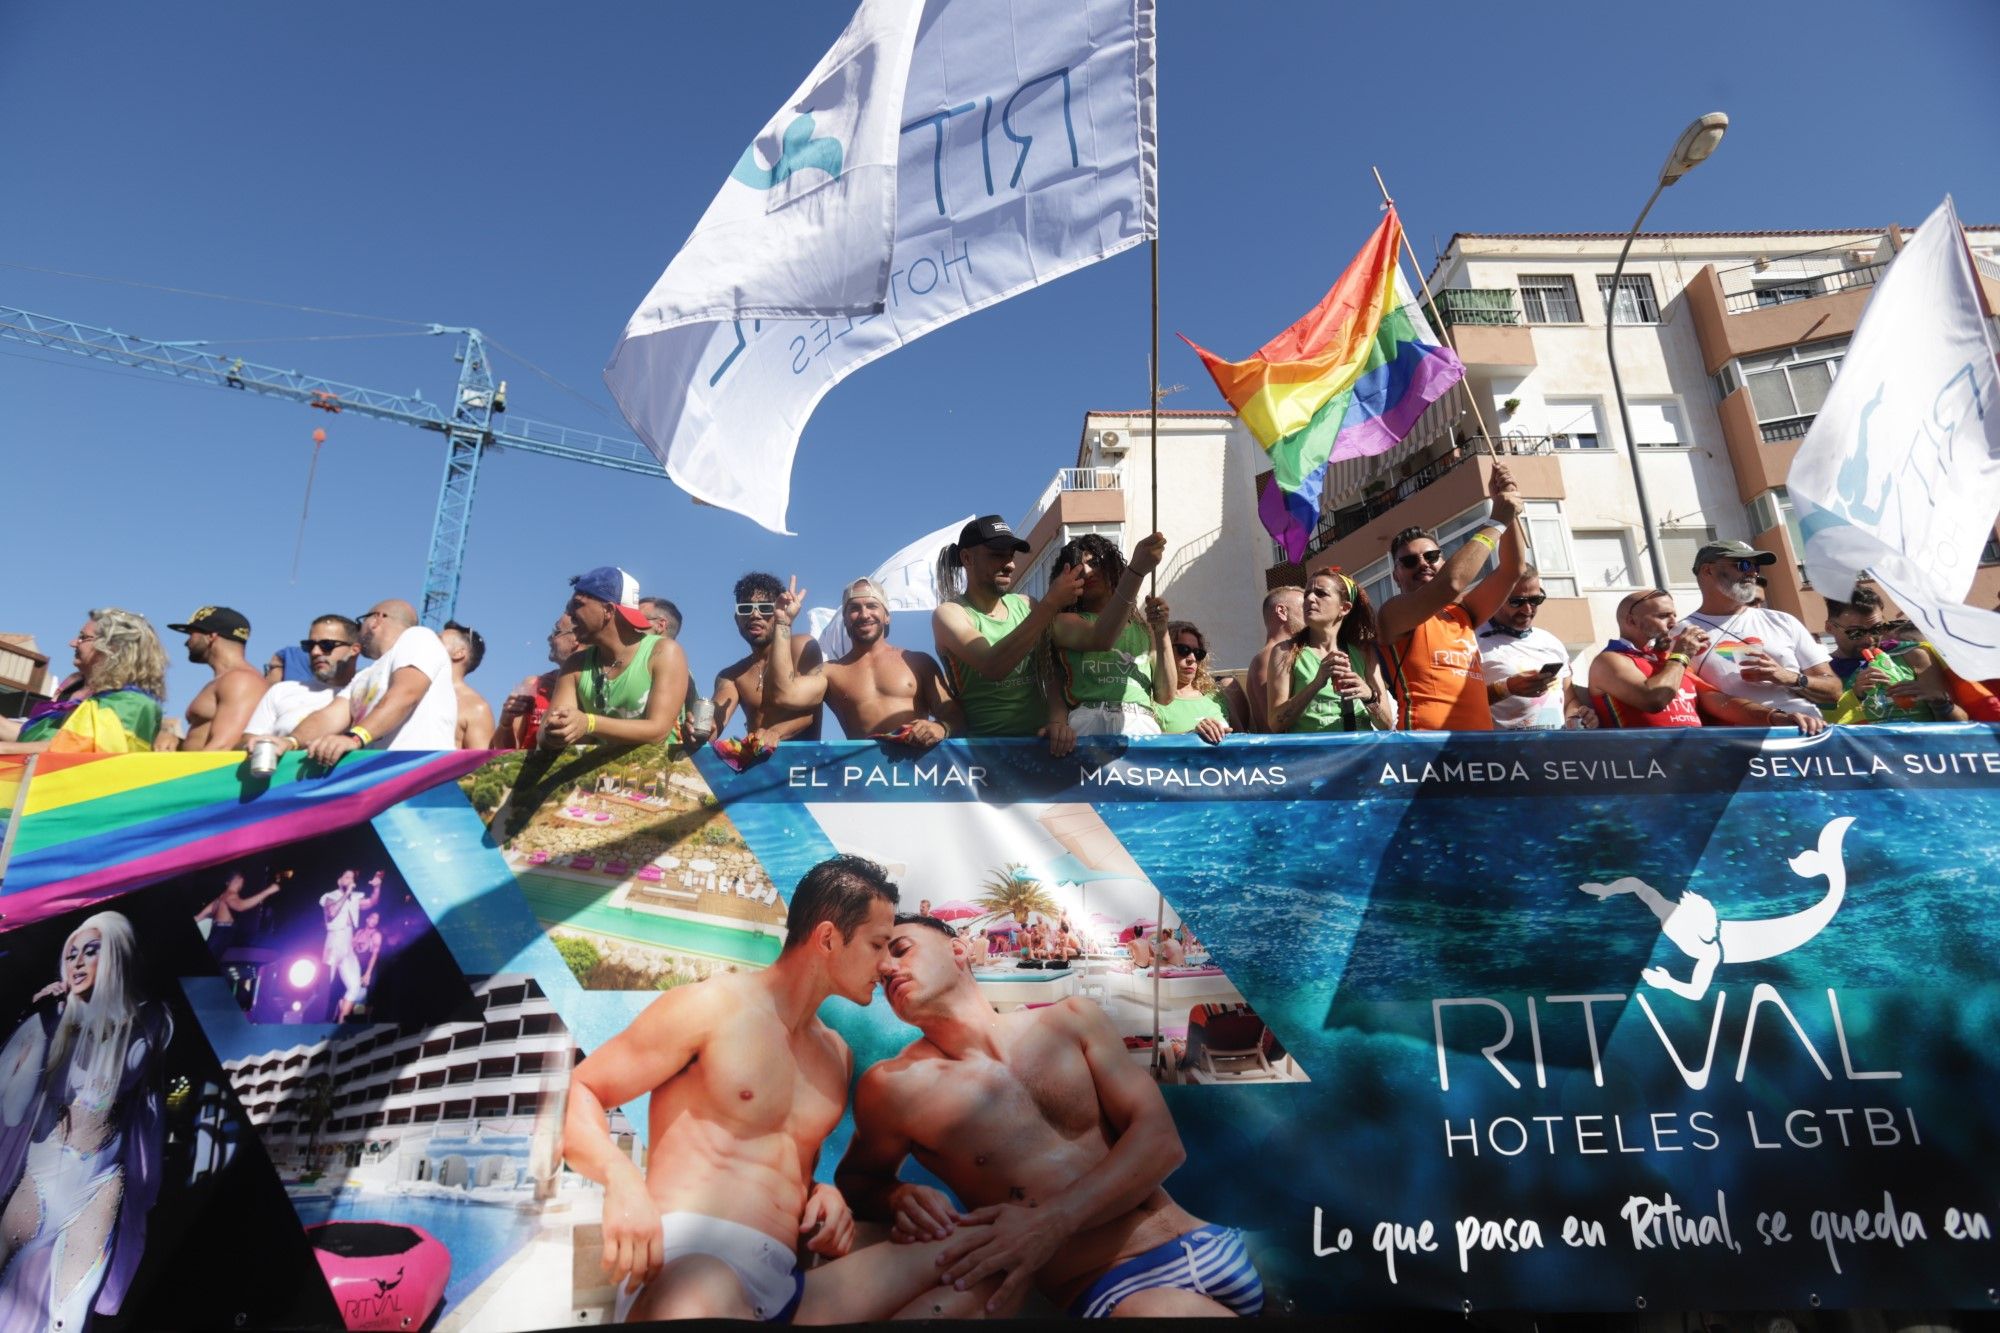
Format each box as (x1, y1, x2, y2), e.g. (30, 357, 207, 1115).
(0, 304, 665, 624)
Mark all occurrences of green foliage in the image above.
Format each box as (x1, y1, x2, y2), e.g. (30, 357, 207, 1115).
(976, 862, 1058, 923)
(554, 935, 601, 986)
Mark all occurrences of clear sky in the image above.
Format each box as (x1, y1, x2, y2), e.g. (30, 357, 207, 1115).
(4, 1, 1995, 721)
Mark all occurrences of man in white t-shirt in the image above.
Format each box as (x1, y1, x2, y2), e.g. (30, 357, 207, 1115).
(1679, 541, 1840, 717)
(1477, 569, 1575, 730)
(246, 614, 361, 738)
(274, 599, 462, 761)
(321, 869, 382, 1021)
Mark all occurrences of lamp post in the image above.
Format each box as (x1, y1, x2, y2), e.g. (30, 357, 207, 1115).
(1608, 112, 1728, 591)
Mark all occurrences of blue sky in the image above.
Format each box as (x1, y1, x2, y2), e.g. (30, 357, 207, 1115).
(4, 1, 1995, 720)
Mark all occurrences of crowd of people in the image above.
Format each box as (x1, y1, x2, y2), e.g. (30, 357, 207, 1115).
(5, 470, 1996, 762)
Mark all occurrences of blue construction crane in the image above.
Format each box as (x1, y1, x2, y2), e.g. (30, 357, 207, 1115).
(0, 305, 662, 627)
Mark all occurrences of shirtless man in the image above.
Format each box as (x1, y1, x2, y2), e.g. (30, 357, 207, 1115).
(563, 855, 999, 1324)
(1243, 587, 1303, 733)
(166, 606, 268, 750)
(713, 571, 823, 749)
(1124, 929, 1155, 970)
(765, 578, 964, 747)
(839, 916, 1264, 1317)
(440, 621, 495, 750)
(195, 869, 287, 951)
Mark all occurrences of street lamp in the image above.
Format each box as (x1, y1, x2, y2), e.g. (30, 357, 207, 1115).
(1607, 112, 1728, 590)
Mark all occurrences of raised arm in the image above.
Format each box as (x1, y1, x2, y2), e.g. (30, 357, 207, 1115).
(765, 578, 830, 712)
(1049, 534, 1168, 653)
(1378, 465, 1522, 643)
(1266, 643, 1328, 734)
(1143, 596, 1175, 706)
(931, 563, 1088, 683)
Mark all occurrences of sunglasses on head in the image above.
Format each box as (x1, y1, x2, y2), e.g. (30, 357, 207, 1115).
(735, 601, 777, 617)
(1174, 642, 1207, 661)
(1397, 549, 1444, 570)
(300, 638, 352, 653)
(1507, 594, 1546, 607)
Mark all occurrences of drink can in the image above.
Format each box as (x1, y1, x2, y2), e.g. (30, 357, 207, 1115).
(250, 738, 280, 777)
(686, 696, 716, 742)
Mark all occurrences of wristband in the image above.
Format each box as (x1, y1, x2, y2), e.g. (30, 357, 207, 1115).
(345, 726, 373, 747)
(585, 714, 598, 735)
(1469, 530, 1499, 553)
(1479, 519, 1507, 535)
(1664, 652, 1692, 668)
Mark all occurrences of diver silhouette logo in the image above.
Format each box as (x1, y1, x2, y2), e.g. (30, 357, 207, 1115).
(1578, 816, 1853, 1002)
(372, 1267, 404, 1298)
(731, 113, 843, 191)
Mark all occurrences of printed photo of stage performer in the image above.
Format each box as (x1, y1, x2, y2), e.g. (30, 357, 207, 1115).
(835, 912, 1266, 1318)
(564, 855, 1014, 1323)
(174, 825, 468, 1028)
(0, 901, 335, 1333)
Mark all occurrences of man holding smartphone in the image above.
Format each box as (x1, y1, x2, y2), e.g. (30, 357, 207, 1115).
(1477, 569, 1576, 730)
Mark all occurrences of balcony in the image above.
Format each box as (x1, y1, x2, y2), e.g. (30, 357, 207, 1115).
(1425, 289, 1536, 369)
(1016, 466, 1125, 550)
(1305, 435, 1560, 556)
(1721, 262, 1885, 314)
(1758, 416, 1814, 444)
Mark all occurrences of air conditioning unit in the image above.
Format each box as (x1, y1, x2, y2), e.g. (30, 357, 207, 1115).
(1098, 429, 1126, 454)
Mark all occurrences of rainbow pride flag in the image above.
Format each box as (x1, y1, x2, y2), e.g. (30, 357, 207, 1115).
(1182, 208, 1464, 561)
(0, 749, 488, 923)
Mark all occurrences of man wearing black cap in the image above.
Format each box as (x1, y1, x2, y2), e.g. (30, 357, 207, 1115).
(931, 515, 1090, 752)
(1680, 540, 1839, 717)
(168, 605, 269, 751)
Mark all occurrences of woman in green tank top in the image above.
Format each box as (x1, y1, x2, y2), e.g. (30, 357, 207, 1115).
(1047, 533, 1173, 736)
(1156, 619, 1243, 743)
(1268, 569, 1396, 733)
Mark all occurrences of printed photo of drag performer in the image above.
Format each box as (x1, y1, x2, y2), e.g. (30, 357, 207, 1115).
(0, 912, 170, 1333)
(836, 915, 1265, 1318)
(319, 870, 382, 1022)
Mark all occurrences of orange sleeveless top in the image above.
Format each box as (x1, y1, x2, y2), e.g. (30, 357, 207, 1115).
(1381, 604, 1492, 732)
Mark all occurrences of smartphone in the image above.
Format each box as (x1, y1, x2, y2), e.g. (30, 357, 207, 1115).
(1536, 662, 1562, 677)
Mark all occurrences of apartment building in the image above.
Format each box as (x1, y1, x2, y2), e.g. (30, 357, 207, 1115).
(0, 633, 53, 718)
(1015, 219, 2000, 673)
(222, 973, 633, 1178)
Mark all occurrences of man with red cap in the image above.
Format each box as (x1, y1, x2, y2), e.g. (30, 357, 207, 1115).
(541, 566, 690, 748)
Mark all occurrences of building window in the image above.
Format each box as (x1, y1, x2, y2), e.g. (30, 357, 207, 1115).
(515, 1051, 552, 1076)
(1734, 339, 1846, 441)
(1519, 275, 1583, 324)
(521, 1014, 558, 1036)
(1521, 501, 1578, 597)
(442, 1100, 471, 1121)
(1545, 399, 1603, 450)
(1597, 274, 1661, 324)
(1628, 399, 1688, 449)
(1746, 487, 1805, 557)
(1573, 531, 1640, 589)
(474, 1096, 510, 1119)
(386, 1107, 413, 1126)
(512, 1093, 544, 1116)
(1751, 279, 1818, 307)
(1657, 526, 1719, 584)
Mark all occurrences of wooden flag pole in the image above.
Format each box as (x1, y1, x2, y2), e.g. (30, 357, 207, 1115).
(1149, 237, 1162, 593)
(1371, 165, 1501, 452)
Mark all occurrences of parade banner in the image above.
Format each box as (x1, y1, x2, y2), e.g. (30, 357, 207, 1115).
(0, 727, 1995, 1329)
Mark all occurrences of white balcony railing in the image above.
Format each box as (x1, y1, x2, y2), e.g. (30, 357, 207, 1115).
(1017, 466, 1122, 534)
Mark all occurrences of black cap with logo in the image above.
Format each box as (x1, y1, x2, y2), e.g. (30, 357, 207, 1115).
(957, 515, 1030, 553)
(166, 606, 252, 641)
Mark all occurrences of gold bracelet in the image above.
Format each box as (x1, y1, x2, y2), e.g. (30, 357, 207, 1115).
(1664, 652, 1692, 667)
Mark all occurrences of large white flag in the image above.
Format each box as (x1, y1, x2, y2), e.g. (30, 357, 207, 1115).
(1788, 197, 2000, 676)
(606, 0, 1159, 533)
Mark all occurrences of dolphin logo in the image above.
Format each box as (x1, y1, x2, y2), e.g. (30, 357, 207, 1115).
(1578, 816, 1853, 1001)
(730, 113, 843, 191)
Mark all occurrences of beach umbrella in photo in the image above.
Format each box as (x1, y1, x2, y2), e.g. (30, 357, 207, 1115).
(929, 899, 980, 921)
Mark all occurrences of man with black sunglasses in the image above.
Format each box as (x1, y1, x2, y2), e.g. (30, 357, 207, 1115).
(1680, 541, 1838, 717)
(713, 570, 824, 750)
(1376, 464, 1527, 731)
(243, 614, 360, 740)
(1476, 570, 1575, 730)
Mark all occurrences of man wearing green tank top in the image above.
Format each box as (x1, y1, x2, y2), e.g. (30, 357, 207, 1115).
(541, 566, 691, 749)
(930, 516, 1089, 755)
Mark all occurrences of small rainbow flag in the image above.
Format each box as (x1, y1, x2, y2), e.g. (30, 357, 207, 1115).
(1182, 207, 1464, 561)
(0, 749, 488, 924)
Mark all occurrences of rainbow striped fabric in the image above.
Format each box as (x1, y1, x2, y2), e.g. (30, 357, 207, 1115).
(0, 749, 488, 923)
(17, 687, 161, 754)
(1182, 208, 1464, 561)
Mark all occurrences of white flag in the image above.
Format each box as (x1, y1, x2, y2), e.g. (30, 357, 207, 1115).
(806, 511, 973, 656)
(1788, 197, 2000, 677)
(606, 0, 1159, 533)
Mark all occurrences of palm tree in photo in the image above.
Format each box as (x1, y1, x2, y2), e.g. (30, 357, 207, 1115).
(976, 862, 1058, 925)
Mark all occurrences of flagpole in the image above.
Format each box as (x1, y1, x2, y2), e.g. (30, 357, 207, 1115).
(1371, 166, 1500, 453)
(1149, 237, 1162, 592)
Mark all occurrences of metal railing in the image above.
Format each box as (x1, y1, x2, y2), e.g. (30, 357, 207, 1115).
(1759, 416, 1814, 444)
(1723, 262, 1886, 314)
(1427, 288, 1524, 328)
(1976, 254, 2000, 285)
(1017, 466, 1122, 533)
(1304, 435, 1555, 555)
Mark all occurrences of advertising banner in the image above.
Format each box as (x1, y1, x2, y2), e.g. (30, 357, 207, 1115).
(0, 727, 1995, 1328)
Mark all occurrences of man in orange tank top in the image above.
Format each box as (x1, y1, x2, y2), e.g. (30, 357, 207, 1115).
(1375, 464, 1527, 731)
